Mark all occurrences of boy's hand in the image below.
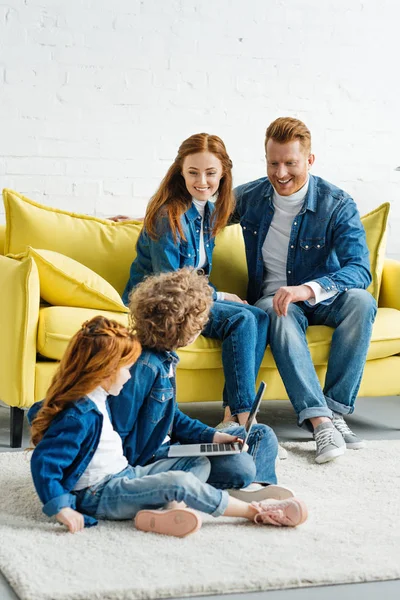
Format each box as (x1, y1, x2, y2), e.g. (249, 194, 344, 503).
(213, 431, 248, 451)
(56, 507, 84, 533)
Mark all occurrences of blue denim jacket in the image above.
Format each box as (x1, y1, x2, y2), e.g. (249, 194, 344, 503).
(233, 175, 372, 305)
(109, 349, 216, 466)
(122, 202, 216, 304)
(27, 350, 216, 526)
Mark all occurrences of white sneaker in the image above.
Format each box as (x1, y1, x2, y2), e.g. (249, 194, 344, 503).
(228, 483, 295, 502)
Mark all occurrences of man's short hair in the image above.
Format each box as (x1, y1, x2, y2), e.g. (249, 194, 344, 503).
(128, 268, 213, 351)
(265, 117, 311, 154)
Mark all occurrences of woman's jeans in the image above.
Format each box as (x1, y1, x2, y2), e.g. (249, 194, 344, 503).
(255, 289, 377, 428)
(74, 456, 229, 521)
(153, 423, 278, 486)
(202, 300, 269, 417)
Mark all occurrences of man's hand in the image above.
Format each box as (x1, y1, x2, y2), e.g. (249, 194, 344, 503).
(273, 285, 315, 317)
(223, 292, 248, 304)
(213, 431, 248, 451)
(56, 507, 85, 533)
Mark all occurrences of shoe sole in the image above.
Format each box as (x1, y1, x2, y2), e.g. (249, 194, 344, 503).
(288, 499, 308, 526)
(134, 508, 201, 538)
(315, 445, 346, 464)
(346, 440, 367, 449)
(229, 484, 295, 502)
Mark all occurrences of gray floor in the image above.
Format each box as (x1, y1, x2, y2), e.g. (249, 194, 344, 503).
(0, 396, 399, 599)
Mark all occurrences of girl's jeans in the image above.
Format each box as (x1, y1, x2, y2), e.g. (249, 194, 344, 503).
(74, 456, 229, 520)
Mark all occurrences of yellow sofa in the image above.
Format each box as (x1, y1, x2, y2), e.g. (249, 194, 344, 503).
(1, 189, 400, 447)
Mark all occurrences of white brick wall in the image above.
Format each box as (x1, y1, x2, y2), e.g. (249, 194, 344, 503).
(0, 0, 399, 258)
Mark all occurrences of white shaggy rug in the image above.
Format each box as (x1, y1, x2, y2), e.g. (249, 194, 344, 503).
(1, 441, 399, 600)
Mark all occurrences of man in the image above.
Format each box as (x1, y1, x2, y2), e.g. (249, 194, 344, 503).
(232, 117, 377, 464)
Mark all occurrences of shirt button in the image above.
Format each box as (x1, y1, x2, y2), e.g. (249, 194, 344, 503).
(294, 221, 297, 225)
(188, 254, 191, 257)
(327, 287, 330, 290)
(291, 245, 294, 249)
(305, 245, 309, 249)
(254, 230, 257, 234)
(196, 230, 200, 233)
(288, 270, 291, 274)
(345, 288, 348, 291)
(243, 226, 246, 230)
(206, 244, 209, 247)
(317, 244, 320, 248)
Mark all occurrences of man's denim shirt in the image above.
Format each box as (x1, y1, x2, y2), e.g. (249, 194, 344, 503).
(28, 350, 216, 527)
(233, 175, 372, 305)
(122, 202, 217, 304)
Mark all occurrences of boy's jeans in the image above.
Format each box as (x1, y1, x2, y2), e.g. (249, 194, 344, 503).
(202, 300, 269, 417)
(153, 423, 279, 487)
(255, 289, 377, 428)
(74, 456, 229, 520)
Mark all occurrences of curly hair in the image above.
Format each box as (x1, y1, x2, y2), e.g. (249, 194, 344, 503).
(144, 133, 235, 241)
(265, 117, 311, 154)
(30, 316, 141, 447)
(129, 268, 213, 351)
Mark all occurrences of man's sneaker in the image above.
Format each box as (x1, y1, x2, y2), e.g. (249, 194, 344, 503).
(252, 498, 308, 527)
(332, 412, 366, 449)
(214, 420, 238, 430)
(228, 483, 295, 502)
(313, 421, 346, 464)
(134, 508, 202, 538)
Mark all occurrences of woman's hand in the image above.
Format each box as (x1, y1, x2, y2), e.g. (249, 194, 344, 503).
(222, 292, 248, 304)
(56, 507, 85, 533)
(108, 215, 145, 222)
(213, 431, 248, 451)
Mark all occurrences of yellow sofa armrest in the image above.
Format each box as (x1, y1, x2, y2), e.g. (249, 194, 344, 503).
(379, 258, 400, 310)
(0, 224, 5, 256)
(0, 256, 40, 408)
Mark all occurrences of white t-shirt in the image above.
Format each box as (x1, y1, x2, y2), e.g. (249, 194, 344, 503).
(73, 386, 128, 491)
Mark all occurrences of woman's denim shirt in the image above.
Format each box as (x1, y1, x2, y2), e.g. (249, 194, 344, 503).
(122, 201, 216, 304)
(232, 174, 372, 305)
(27, 350, 216, 527)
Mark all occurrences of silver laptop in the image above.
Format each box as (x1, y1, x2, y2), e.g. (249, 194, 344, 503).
(168, 381, 266, 457)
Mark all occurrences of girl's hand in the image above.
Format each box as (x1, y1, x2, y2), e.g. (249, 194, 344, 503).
(222, 292, 248, 304)
(213, 431, 248, 451)
(56, 507, 85, 533)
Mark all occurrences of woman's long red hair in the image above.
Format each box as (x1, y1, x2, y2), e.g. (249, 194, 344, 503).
(30, 316, 141, 447)
(144, 133, 235, 241)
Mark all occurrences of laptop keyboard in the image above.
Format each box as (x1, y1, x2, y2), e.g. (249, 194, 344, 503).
(199, 443, 240, 453)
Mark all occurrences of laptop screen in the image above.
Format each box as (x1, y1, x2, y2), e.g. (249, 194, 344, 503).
(242, 381, 266, 447)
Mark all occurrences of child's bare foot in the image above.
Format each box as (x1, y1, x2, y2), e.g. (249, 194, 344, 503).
(250, 498, 308, 527)
(134, 508, 202, 538)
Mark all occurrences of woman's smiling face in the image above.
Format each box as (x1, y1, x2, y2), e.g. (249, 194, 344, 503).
(181, 152, 223, 201)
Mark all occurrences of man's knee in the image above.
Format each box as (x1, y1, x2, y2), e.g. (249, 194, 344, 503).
(342, 289, 377, 320)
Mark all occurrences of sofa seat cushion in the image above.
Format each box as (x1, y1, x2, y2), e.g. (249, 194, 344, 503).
(38, 306, 400, 367)
(37, 306, 129, 360)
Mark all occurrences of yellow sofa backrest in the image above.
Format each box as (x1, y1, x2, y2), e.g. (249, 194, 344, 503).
(0, 224, 5, 256)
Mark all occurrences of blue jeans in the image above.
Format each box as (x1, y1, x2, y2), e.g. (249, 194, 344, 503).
(153, 423, 278, 487)
(202, 300, 269, 416)
(255, 289, 377, 428)
(74, 456, 229, 520)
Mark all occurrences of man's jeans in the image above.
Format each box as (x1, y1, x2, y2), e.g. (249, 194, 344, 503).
(153, 423, 278, 487)
(255, 289, 377, 428)
(74, 456, 229, 520)
(202, 300, 269, 416)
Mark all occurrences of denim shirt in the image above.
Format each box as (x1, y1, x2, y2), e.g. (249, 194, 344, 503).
(122, 202, 216, 304)
(109, 349, 216, 466)
(232, 175, 372, 305)
(27, 351, 216, 527)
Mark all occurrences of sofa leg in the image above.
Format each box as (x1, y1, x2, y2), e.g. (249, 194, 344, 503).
(10, 407, 24, 448)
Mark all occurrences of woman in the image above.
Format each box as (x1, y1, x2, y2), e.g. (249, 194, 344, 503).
(122, 133, 270, 427)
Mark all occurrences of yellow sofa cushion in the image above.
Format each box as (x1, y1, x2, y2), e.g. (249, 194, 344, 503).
(3, 189, 142, 296)
(37, 306, 129, 360)
(361, 203, 390, 300)
(10, 247, 128, 313)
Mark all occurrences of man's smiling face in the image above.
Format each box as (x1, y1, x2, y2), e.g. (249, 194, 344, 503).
(266, 139, 314, 196)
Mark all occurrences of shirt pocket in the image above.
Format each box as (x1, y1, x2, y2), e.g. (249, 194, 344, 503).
(240, 218, 260, 238)
(147, 388, 174, 424)
(179, 241, 196, 267)
(299, 237, 326, 269)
